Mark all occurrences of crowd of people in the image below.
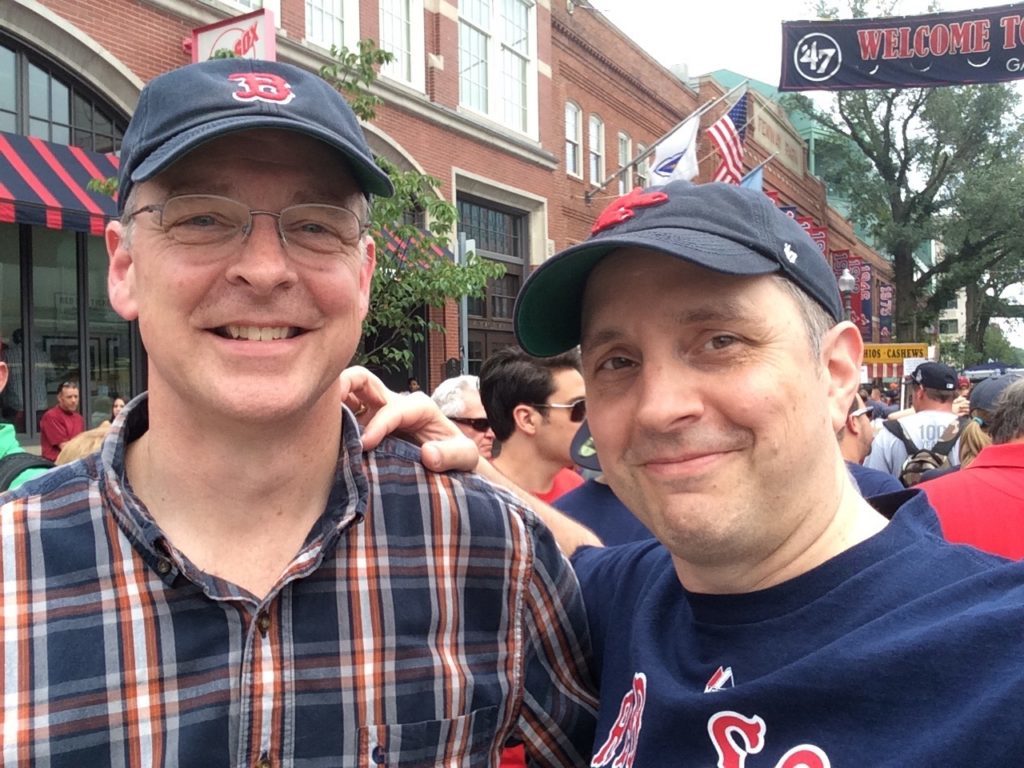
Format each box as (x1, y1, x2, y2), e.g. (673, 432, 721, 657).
(2, 56, 1024, 765)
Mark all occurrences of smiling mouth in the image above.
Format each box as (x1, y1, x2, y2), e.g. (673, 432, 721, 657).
(215, 325, 303, 341)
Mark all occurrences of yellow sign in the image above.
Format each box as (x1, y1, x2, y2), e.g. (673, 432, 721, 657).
(862, 343, 929, 362)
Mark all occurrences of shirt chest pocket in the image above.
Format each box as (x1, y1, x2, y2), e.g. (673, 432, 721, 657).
(357, 706, 499, 768)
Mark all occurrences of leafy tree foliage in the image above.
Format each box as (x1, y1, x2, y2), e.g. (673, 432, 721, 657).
(318, 41, 503, 373)
(786, 1, 1023, 353)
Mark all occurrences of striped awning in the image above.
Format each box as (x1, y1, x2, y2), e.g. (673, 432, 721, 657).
(0, 131, 119, 235)
(375, 225, 454, 266)
(865, 362, 903, 379)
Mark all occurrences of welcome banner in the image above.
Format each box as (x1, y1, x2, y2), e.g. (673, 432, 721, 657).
(780, 3, 1024, 90)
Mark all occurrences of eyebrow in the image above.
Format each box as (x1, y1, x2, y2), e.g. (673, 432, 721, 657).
(582, 300, 757, 349)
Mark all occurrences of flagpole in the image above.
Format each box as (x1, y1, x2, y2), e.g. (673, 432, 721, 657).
(584, 79, 748, 204)
(742, 152, 776, 179)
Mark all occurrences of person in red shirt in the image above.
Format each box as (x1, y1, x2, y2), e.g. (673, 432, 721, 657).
(921, 376, 1024, 559)
(480, 346, 586, 505)
(38, 381, 85, 462)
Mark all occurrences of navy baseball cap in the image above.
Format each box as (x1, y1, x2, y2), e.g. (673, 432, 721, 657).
(116, 58, 393, 212)
(969, 372, 1023, 413)
(514, 181, 843, 357)
(911, 362, 957, 391)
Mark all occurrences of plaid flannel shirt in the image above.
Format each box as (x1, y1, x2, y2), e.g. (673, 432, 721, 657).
(0, 396, 597, 766)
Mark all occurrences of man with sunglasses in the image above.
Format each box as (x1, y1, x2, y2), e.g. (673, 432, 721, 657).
(431, 374, 496, 458)
(0, 59, 596, 766)
(840, 394, 903, 497)
(480, 346, 587, 504)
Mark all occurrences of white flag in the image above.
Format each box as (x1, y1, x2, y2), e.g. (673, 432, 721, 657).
(651, 117, 699, 183)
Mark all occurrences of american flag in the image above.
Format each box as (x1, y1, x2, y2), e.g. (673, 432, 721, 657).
(708, 94, 748, 184)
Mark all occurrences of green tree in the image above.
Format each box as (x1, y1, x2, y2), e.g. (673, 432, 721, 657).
(786, 1, 1023, 342)
(318, 41, 503, 373)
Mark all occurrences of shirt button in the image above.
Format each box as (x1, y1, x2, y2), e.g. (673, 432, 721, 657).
(255, 756, 271, 768)
(156, 560, 171, 575)
(257, 612, 271, 636)
(371, 745, 386, 764)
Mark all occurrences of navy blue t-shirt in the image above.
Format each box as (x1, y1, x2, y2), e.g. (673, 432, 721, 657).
(555, 478, 654, 546)
(846, 459, 903, 497)
(573, 492, 1024, 766)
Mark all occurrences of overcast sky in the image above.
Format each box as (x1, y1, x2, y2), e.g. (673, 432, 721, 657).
(592, 0, 1024, 349)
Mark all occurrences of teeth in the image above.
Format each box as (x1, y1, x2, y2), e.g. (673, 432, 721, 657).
(226, 325, 294, 341)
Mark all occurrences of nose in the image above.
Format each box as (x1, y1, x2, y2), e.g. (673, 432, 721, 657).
(631, 361, 703, 430)
(225, 213, 297, 293)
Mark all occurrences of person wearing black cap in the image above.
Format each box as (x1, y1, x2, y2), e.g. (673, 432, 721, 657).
(554, 421, 654, 545)
(0, 59, 595, 765)
(921, 374, 1024, 557)
(511, 180, 1024, 764)
(863, 360, 960, 479)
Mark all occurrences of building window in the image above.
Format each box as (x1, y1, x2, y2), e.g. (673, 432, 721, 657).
(635, 142, 649, 188)
(215, 0, 282, 18)
(0, 38, 126, 152)
(458, 0, 537, 135)
(616, 132, 632, 194)
(565, 101, 582, 178)
(944, 296, 959, 310)
(939, 319, 959, 335)
(305, 0, 358, 50)
(380, 0, 425, 90)
(457, 195, 526, 370)
(588, 115, 604, 184)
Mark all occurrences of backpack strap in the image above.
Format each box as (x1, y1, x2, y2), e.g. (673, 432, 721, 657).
(0, 452, 54, 491)
(882, 420, 919, 455)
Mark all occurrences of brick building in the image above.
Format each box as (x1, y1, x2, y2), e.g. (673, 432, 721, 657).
(1, 0, 890, 435)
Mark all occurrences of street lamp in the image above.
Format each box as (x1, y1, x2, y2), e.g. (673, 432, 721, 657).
(837, 267, 856, 322)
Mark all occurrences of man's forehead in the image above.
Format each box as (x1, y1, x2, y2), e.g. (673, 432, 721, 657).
(149, 130, 362, 199)
(580, 252, 775, 345)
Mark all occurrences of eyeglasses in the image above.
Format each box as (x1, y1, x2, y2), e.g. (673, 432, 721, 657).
(450, 416, 491, 433)
(126, 194, 367, 262)
(531, 399, 587, 423)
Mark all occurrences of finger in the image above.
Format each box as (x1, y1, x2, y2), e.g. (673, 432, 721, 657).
(421, 437, 480, 473)
(338, 366, 392, 409)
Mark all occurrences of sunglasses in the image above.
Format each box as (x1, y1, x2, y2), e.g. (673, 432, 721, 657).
(531, 399, 587, 423)
(450, 417, 491, 433)
(849, 405, 873, 419)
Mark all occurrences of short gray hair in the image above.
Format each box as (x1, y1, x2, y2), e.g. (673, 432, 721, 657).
(431, 375, 480, 418)
(988, 378, 1024, 444)
(771, 275, 835, 361)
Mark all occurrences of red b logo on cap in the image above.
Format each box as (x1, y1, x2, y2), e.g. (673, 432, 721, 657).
(591, 188, 668, 235)
(229, 73, 295, 104)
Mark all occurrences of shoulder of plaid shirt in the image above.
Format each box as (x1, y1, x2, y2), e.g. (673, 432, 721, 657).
(0, 393, 599, 767)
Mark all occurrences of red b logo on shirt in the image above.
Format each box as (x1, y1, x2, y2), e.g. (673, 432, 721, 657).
(228, 73, 295, 104)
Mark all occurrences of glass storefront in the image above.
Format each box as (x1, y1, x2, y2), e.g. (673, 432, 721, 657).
(0, 224, 137, 436)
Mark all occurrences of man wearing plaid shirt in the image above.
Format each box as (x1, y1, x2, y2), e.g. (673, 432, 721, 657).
(0, 59, 596, 767)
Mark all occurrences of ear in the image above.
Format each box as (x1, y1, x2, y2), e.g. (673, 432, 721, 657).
(356, 235, 377, 320)
(512, 403, 538, 435)
(106, 220, 140, 321)
(0, 361, 7, 393)
(820, 321, 863, 434)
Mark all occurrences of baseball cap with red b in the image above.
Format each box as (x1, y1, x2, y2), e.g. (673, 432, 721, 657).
(116, 58, 393, 212)
(514, 181, 843, 357)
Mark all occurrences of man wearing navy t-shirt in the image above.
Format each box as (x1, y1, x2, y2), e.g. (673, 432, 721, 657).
(510, 180, 1024, 765)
